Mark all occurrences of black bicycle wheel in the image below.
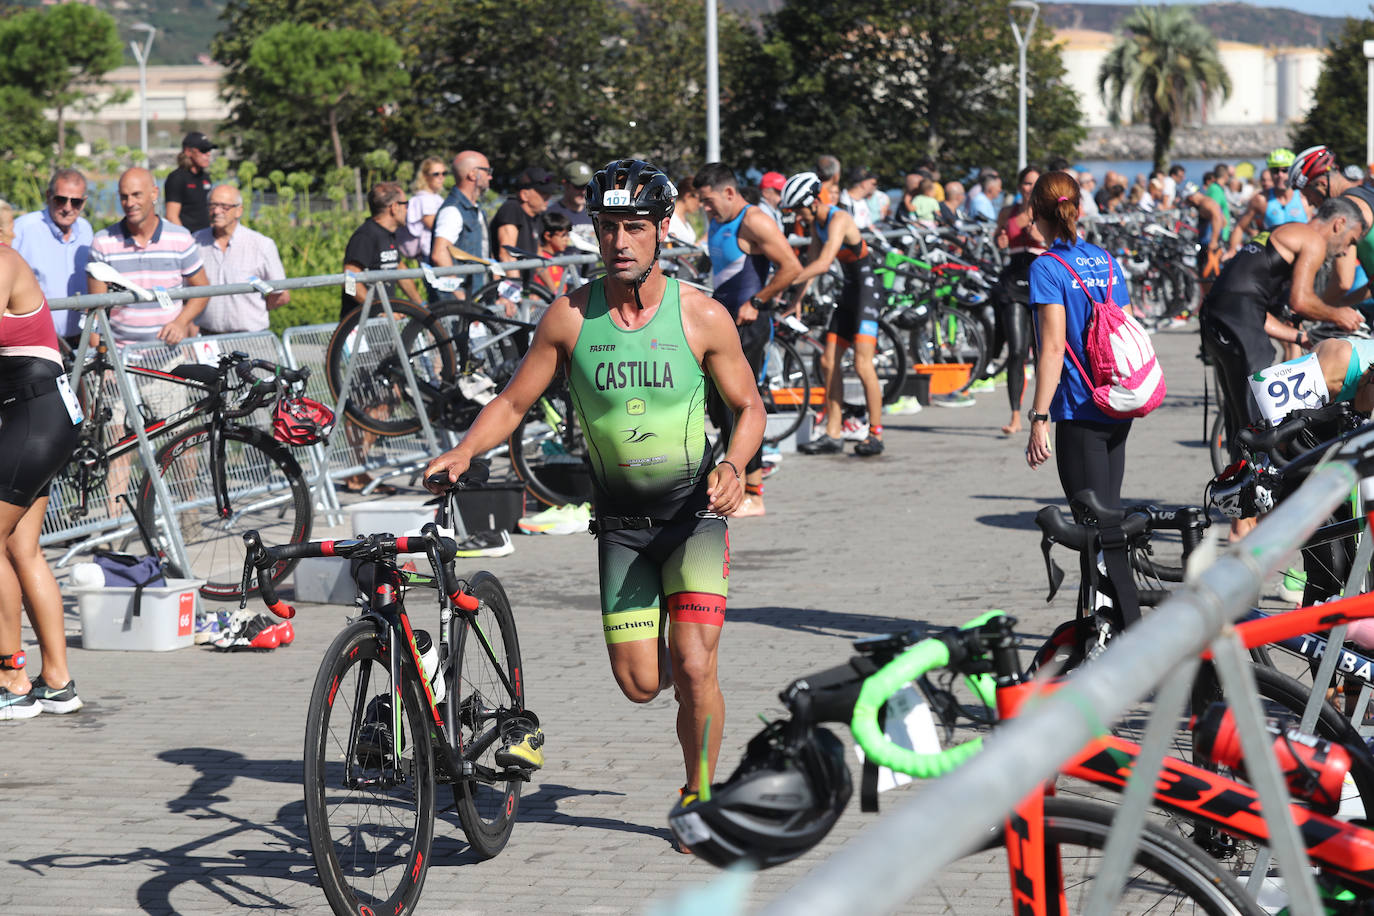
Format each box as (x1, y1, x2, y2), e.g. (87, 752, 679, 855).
(1209, 405, 1229, 476)
(836, 317, 907, 409)
(931, 797, 1261, 914)
(452, 571, 525, 858)
(305, 618, 436, 916)
(136, 425, 311, 601)
(759, 335, 814, 446)
(913, 306, 987, 396)
(325, 298, 455, 438)
(508, 378, 593, 508)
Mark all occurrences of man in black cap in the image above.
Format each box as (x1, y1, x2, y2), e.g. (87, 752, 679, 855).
(490, 166, 558, 279)
(165, 131, 216, 233)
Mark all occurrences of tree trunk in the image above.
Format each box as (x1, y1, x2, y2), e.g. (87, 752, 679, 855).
(1151, 114, 1173, 176)
(328, 107, 344, 171)
(56, 102, 66, 158)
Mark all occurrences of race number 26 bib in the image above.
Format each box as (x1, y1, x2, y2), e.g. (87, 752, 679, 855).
(1249, 352, 1327, 426)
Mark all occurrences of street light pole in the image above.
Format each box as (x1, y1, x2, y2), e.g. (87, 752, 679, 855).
(130, 23, 156, 169)
(1009, 0, 1039, 174)
(705, 0, 720, 163)
(1364, 40, 1374, 174)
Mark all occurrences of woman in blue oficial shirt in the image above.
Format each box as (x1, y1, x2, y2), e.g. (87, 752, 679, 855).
(1024, 170, 1134, 511)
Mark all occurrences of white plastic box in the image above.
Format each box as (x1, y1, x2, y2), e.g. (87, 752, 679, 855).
(293, 557, 357, 605)
(768, 411, 810, 453)
(75, 579, 205, 651)
(348, 498, 435, 538)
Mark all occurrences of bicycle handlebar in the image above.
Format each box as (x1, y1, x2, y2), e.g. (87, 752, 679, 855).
(224, 355, 311, 419)
(240, 525, 473, 620)
(850, 611, 1005, 778)
(1034, 505, 1151, 552)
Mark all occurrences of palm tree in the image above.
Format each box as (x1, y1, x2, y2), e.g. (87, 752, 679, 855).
(1098, 6, 1232, 174)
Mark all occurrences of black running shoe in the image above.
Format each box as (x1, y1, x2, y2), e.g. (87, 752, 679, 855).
(853, 435, 885, 457)
(29, 676, 82, 714)
(798, 435, 844, 455)
(355, 695, 404, 768)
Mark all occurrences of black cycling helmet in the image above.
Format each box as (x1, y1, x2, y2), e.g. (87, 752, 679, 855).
(585, 159, 677, 222)
(667, 719, 852, 870)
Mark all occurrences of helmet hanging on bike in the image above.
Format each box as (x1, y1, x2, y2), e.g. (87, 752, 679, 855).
(667, 719, 852, 870)
(1289, 146, 1335, 191)
(273, 395, 335, 446)
(780, 172, 822, 211)
(585, 159, 677, 310)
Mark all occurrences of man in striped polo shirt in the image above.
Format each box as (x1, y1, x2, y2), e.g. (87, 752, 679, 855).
(87, 168, 209, 346)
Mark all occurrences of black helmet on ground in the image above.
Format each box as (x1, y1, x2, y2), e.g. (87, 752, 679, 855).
(667, 718, 852, 870)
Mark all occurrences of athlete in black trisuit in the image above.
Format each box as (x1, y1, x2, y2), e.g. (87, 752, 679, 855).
(425, 160, 765, 824)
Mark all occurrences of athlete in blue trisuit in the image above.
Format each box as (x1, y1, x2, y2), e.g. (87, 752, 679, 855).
(692, 162, 801, 517)
(1225, 148, 1312, 259)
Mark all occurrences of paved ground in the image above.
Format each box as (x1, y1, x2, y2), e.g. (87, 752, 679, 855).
(2, 326, 1232, 915)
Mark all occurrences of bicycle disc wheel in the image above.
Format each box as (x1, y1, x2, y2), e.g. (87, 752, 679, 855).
(929, 797, 1261, 914)
(1209, 404, 1229, 476)
(839, 317, 907, 409)
(452, 571, 525, 858)
(305, 618, 436, 916)
(325, 298, 455, 438)
(759, 335, 814, 446)
(508, 378, 593, 508)
(136, 425, 311, 601)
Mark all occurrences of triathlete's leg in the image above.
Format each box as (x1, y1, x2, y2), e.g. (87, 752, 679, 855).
(852, 334, 883, 434)
(662, 517, 729, 792)
(820, 334, 848, 440)
(598, 536, 668, 702)
(11, 496, 70, 688)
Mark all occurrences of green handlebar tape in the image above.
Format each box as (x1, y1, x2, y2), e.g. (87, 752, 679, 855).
(850, 611, 1006, 778)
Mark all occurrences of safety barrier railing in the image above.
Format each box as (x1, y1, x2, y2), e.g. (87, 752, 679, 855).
(735, 461, 1361, 916)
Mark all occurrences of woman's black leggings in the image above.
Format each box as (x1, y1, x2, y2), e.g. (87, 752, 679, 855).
(994, 252, 1035, 413)
(1055, 419, 1131, 516)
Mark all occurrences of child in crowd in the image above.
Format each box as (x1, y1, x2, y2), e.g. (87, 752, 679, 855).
(535, 209, 575, 297)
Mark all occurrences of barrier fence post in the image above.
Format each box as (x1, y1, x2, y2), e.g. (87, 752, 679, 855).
(92, 308, 194, 577)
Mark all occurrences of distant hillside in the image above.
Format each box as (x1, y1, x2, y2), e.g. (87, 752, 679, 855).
(724, 1, 1358, 48)
(1040, 3, 1351, 47)
(3, 0, 1357, 66)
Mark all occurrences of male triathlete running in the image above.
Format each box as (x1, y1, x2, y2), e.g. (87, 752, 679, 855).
(425, 159, 765, 819)
(1289, 144, 1374, 307)
(784, 171, 886, 457)
(1226, 148, 1311, 258)
(692, 162, 801, 516)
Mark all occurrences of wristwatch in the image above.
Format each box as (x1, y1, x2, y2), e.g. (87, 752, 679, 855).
(1028, 409, 1050, 424)
(749, 295, 767, 310)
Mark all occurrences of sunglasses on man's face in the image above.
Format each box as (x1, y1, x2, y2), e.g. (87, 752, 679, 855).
(52, 195, 85, 209)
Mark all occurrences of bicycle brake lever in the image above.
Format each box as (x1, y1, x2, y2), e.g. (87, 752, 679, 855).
(1041, 532, 1065, 602)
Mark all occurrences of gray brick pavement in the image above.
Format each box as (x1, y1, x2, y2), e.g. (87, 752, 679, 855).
(1, 327, 1225, 914)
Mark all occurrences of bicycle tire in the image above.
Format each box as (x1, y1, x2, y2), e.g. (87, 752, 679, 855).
(824, 317, 906, 410)
(912, 306, 987, 396)
(325, 298, 455, 438)
(452, 571, 525, 858)
(507, 378, 593, 509)
(759, 335, 814, 446)
(1209, 394, 1229, 476)
(304, 617, 436, 916)
(932, 797, 1262, 914)
(136, 425, 311, 601)
(469, 278, 557, 323)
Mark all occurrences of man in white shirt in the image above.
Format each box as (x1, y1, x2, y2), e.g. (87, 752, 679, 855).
(193, 185, 289, 334)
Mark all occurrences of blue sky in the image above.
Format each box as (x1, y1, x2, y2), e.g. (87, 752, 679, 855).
(1071, 0, 1370, 16)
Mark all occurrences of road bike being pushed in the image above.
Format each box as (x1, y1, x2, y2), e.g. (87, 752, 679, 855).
(239, 460, 540, 916)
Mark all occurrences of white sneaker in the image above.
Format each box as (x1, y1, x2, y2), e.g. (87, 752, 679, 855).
(545, 503, 591, 536)
(518, 503, 575, 534)
(841, 418, 869, 441)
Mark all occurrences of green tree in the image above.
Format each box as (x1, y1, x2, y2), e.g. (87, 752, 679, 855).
(242, 23, 410, 170)
(739, 0, 1084, 183)
(1098, 6, 1232, 175)
(0, 4, 125, 157)
(1291, 16, 1374, 169)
